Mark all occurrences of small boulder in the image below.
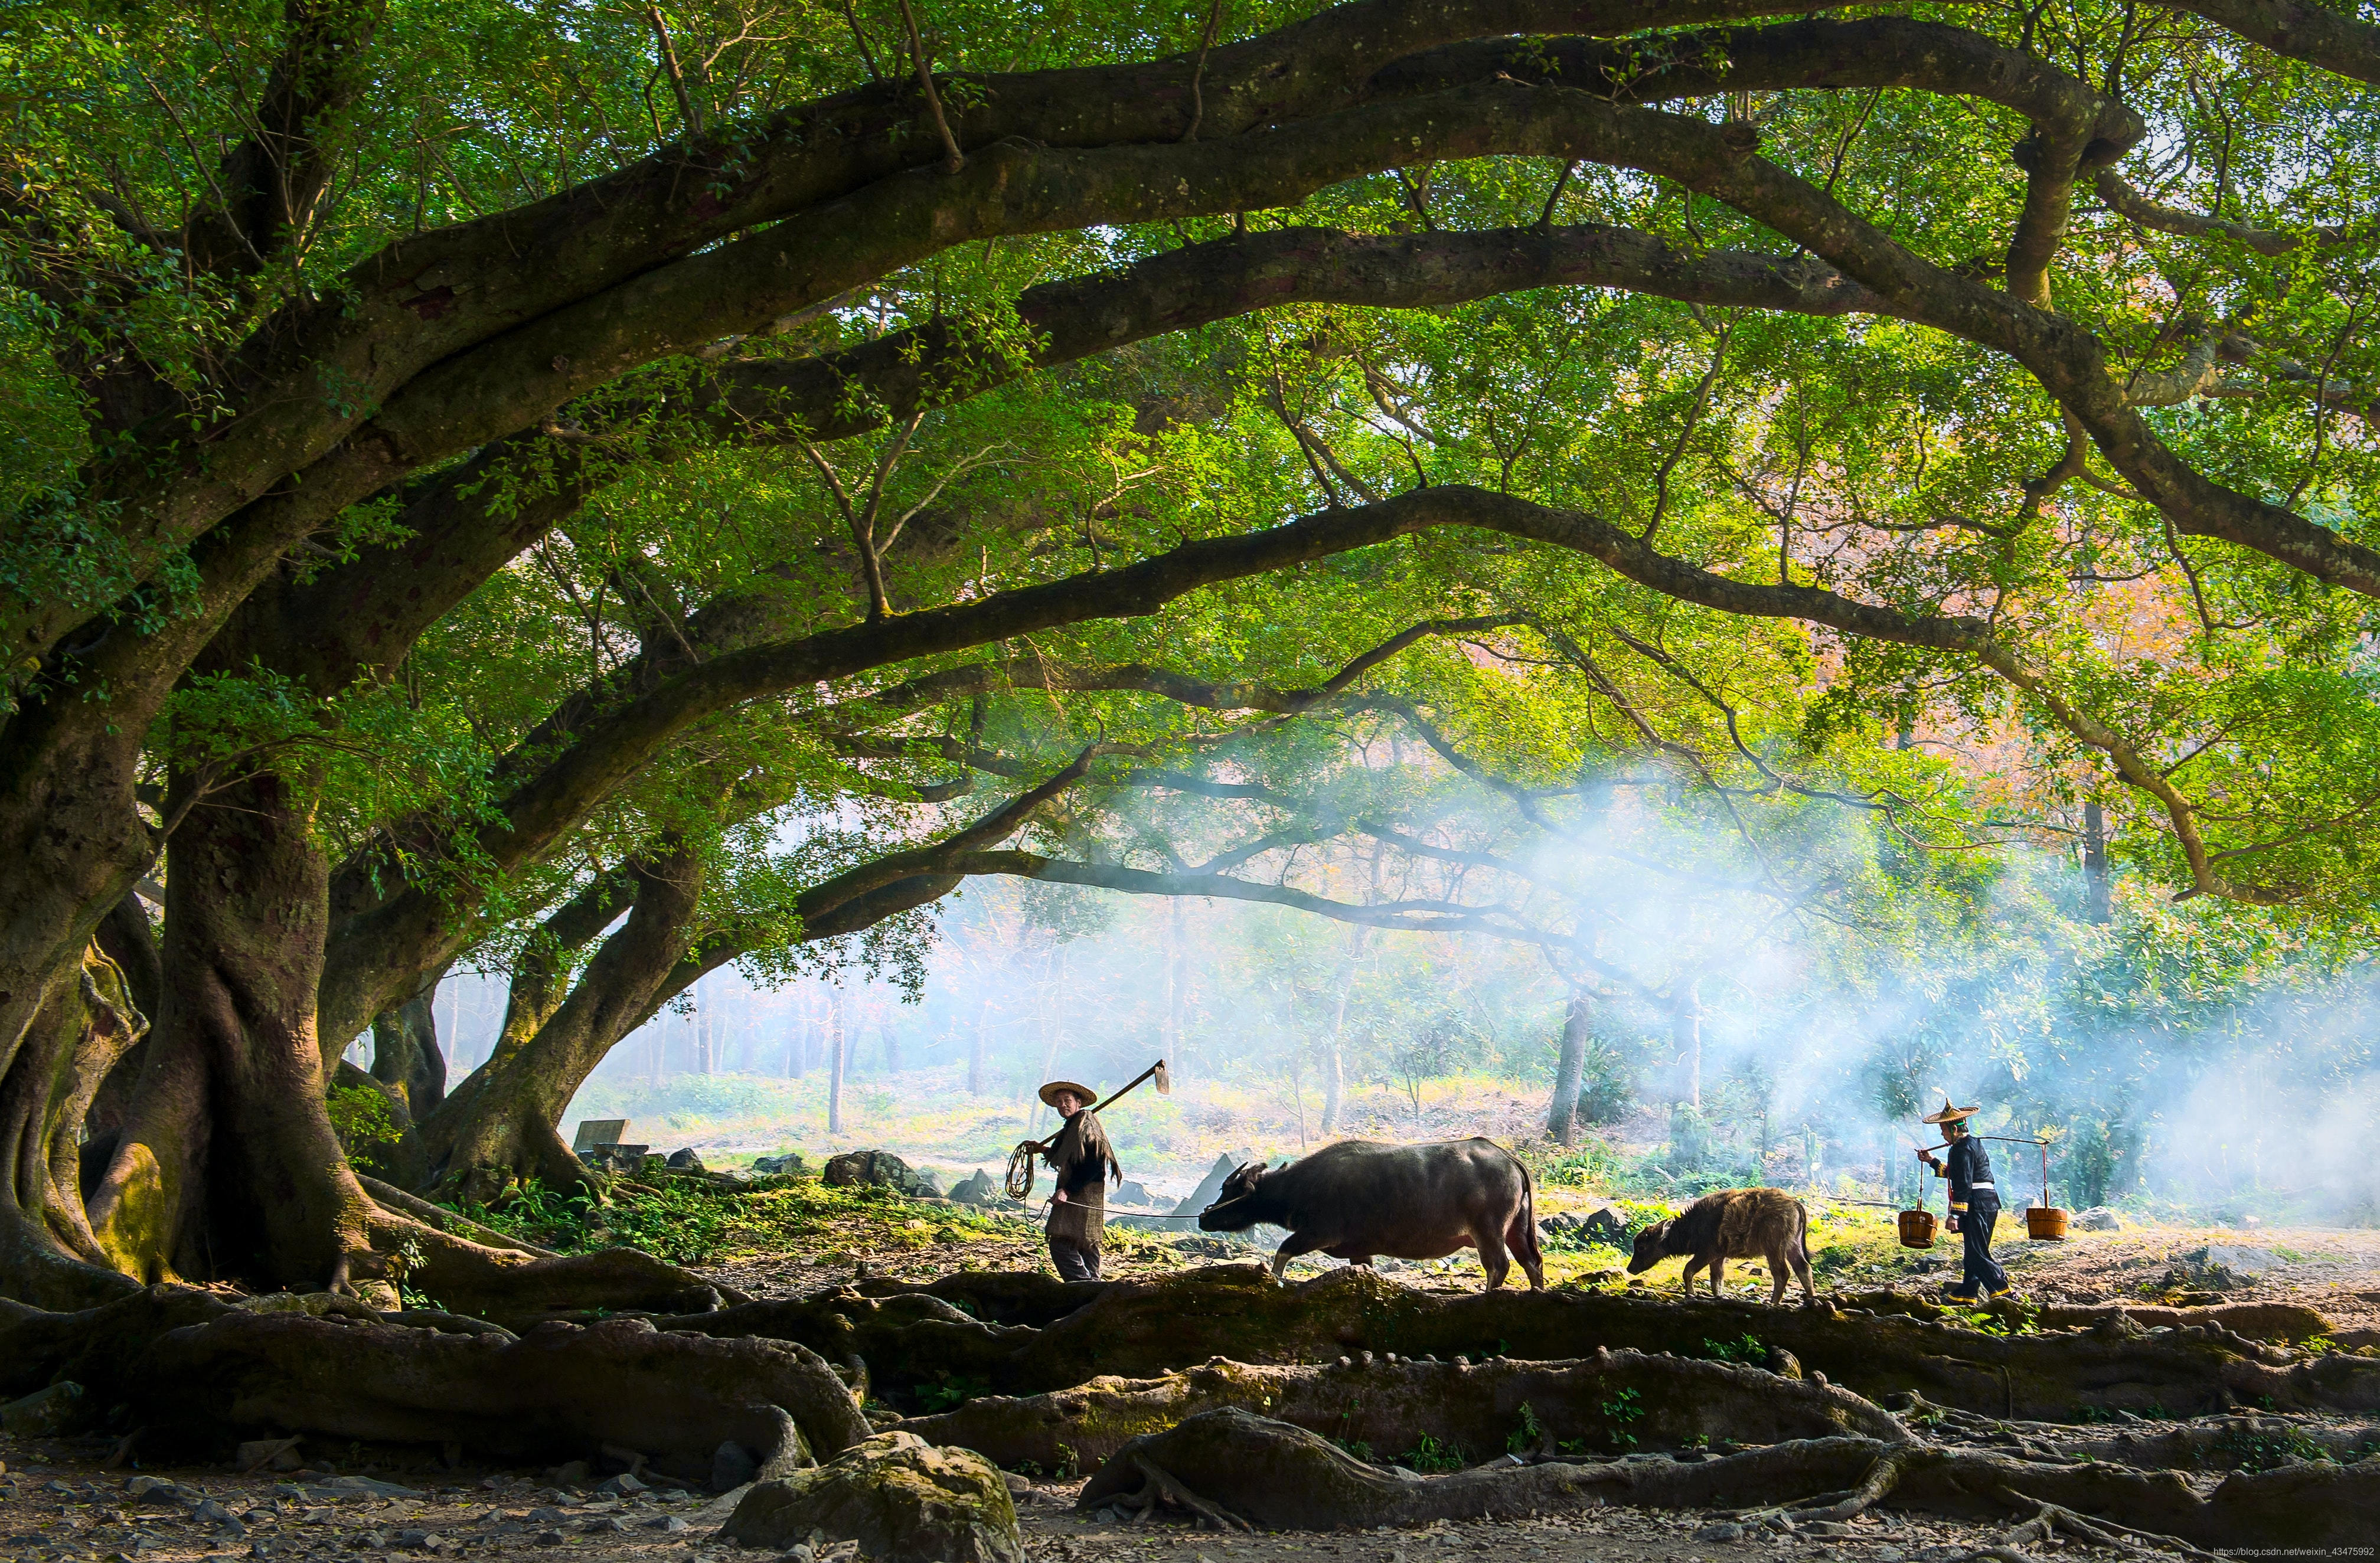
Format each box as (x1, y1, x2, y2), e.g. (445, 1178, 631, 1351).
(823, 1149, 928, 1196)
(721, 1431, 1021, 1563)
(915, 1167, 944, 1197)
(665, 1147, 705, 1172)
(711, 1440, 760, 1493)
(753, 1153, 808, 1176)
(1112, 1179, 1157, 1208)
(948, 1169, 995, 1204)
(2073, 1206, 2122, 1231)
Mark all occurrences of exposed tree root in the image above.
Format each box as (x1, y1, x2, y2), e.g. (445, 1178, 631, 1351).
(1075, 1407, 2379, 1548)
(1098, 1456, 1251, 1531)
(376, 1214, 743, 1328)
(1886, 1392, 2380, 1471)
(904, 1346, 1908, 1470)
(1832, 1288, 2323, 1360)
(664, 1264, 2380, 1418)
(353, 1177, 550, 1256)
(0, 1286, 867, 1484)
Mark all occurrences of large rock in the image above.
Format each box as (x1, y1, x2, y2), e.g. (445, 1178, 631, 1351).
(1171, 1150, 1258, 1217)
(2073, 1206, 2122, 1231)
(720, 1431, 1021, 1563)
(824, 1150, 928, 1195)
(948, 1169, 996, 1204)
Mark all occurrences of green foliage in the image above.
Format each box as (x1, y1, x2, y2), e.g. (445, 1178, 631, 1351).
(1505, 1401, 1543, 1457)
(1699, 1335, 1767, 1365)
(325, 1085, 404, 1169)
(913, 1374, 992, 1414)
(2214, 1424, 2338, 1472)
(1595, 1387, 1644, 1450)
(1398, 1433, 1466, 1474)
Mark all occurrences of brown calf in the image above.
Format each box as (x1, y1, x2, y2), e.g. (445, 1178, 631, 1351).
(1625, 1186, 1816, 1304)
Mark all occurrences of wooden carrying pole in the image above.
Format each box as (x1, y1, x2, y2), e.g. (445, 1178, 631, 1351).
(1005, 1060, 1170, 1199)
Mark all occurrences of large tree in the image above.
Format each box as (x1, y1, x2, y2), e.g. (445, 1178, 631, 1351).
(5, 0, 2379, 1369)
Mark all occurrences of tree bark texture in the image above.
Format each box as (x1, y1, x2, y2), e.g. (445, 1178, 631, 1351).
(0, 1287, 864, 1480)
(369, 973, 448, 1119)
(417, 846, 701, 1203)
(1074, 1407, 2379, 1548)
(0, 940, 150, 1309)
(86, 770, 374, 1294)
(1548, 989, 1591, 1146)
(658, 1265, 2380, 1420)
(905, 1345, 1906, 1470)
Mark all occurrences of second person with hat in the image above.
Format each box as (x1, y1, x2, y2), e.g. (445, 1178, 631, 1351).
(1917, 1096, 2012, 1303)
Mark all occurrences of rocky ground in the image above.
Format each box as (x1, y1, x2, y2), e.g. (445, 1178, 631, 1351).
(0, 1444, 2112, 1563)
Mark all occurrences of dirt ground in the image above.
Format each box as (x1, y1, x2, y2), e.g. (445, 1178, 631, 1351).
(0, 1439, 2117, 1563)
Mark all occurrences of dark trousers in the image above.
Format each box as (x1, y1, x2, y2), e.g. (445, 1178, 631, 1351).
(1955, 1193, 2009, 1297)
(1049, 1236, 1101, 1283)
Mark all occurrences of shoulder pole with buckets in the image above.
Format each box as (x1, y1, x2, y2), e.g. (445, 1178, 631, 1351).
(1898, 1096, 2067, 1249)
(1004, 1059, 1170, 1199)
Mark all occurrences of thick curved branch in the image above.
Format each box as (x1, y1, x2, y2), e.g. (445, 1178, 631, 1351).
(2094, 169, 2360, 257)
(2163, 0, 2380, 84)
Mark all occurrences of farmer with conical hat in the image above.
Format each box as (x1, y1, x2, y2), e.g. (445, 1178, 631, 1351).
(1038, 1078, 1120, 1282)
(1916, 1096, 2011, 1302)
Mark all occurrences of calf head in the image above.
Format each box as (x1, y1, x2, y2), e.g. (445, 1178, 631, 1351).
(1197, 1161, 1270, 1231)
(1625, 1218, 1676, 1274)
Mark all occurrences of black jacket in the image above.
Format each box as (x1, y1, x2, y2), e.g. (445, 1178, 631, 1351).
(1936, 1135, 1995, 1212)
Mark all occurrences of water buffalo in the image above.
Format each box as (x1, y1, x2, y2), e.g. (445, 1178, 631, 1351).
(1197, 1137, 1546, 1291)
(1625, 1186, 1816, 1304)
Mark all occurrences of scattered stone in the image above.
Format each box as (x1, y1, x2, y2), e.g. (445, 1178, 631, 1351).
(712, 1441, 760, 1494)
(525, 1509, 565, 1525)
(394, 1531, 430, 1549)
(122, 1476, 179, 1503)
(535, 1531, 565, 1546)
(1, 1381, 84, 1437)
(583, 1516, 629, 1534)
(644, 1516, 690, 1533)
(822, 1150, 929, 1195)
(721, 1431, 1021, 1563)
(2073, 1206, 2123, 1231)
(1694, 1522, 1745, 1542)
(316, 1477, 423, 1500)
(595, 1471, 647, 1496)
(753, 1154, 808, 1176)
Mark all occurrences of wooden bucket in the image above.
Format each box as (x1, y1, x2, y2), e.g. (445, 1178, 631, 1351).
(2026, 1205, 2069, 1241)
(1897, 1208, 1937, 1248)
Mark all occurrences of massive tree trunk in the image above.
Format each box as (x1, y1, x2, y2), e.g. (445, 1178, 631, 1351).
(418, 846, 701, 1203)
(369, 970, 449, 1119)
(0, 937, 150, 1308)
(86, 767, 374, 1293)
(1548, 987, 1591, 1146)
